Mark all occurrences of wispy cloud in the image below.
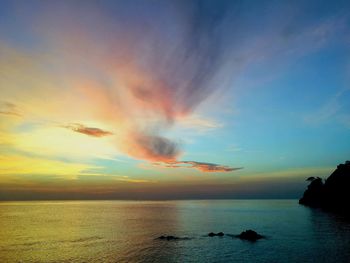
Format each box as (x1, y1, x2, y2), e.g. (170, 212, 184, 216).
(0, 154, 101, 180)
(154, 161, 242, 173)
(63, 123, 113, 137)
(304, 88, 350, 126)
(1, 0, 348, 175)
(226, 145, 243, 152)
(6, 0, 236, 167)
(114, 176, 155, 184)
(0, 101, 21, 117)
(177, 114, 223, 132)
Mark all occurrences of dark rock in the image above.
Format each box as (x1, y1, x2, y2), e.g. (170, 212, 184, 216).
(156, 235, 178, 241)
(299, 177, 324, 207)
(299, 161, 350, 216)
(306, 176, 316, 181)
(208, 232, 224, 237)
(156, 235, 190, 241)
(237, 230, 264, 241)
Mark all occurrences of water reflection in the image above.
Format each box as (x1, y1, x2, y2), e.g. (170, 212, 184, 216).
(0, 201, 186, 263)
(1, 200, 350, 263)
(308, 208, 350, 263)
(114, 202, 182, 263)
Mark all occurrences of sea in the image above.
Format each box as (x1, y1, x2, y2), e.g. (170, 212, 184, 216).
(0, 200, 350, 263)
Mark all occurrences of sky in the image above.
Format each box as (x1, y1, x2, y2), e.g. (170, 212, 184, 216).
(0, 0, 350, 200)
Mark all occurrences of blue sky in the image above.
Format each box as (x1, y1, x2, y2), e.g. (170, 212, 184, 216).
(0, 0, 349, 199)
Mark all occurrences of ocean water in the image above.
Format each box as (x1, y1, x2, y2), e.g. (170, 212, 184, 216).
(0, 200, 350, 263)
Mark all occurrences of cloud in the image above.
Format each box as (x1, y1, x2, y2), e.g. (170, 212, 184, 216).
(154, 160, 242, 173)
(114, 176, 154, 184)
(63, 123, 113, 137)
(226, 145, 243, 152)
(183, 161, 243, 172)
(23, 1, 240, 165)
(0, 101, 21, 117)
(304, 88, 350, 126)
(1, 0, 347, 172)
(177, 114, 223, 132)
(0, 154, 101, 180)
(121, 132, 181, 162)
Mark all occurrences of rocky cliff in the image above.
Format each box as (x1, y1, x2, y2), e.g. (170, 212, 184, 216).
(299, 161, 350, 216)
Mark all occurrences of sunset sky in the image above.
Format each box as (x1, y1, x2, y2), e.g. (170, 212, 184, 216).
(1, 0, 350, 200)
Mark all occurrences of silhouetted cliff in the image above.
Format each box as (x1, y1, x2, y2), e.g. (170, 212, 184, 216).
(299, 161, 350, 216)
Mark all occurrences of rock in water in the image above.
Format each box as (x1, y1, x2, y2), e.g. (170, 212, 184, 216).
(208, 232, 224, 237)
(237, 230, 263, 241)
(299, 161, 350, 216)
(299, 177, 324, 207)
(156, 235, 190, 241)
(156, 235, 178, 241)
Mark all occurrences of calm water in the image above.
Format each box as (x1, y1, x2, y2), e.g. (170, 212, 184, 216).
(0, 200, 350, 263)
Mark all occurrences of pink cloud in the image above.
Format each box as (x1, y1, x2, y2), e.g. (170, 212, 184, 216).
(63, 123, 113, 137)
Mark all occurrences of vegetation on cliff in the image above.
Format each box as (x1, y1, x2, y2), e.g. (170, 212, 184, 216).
(299, 161, 350, 216)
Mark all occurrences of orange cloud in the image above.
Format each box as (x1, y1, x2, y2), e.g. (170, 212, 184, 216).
(182, 161, 242, 172)
(120, 132, 181, 163)
(63, 123, 113, 137)
(153, 161, 242, 173)
(0, 3, 239, 173)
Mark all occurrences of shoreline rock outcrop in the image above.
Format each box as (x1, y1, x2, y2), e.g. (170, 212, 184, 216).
(156, 235, 190, 241)
(235, 230, 264, 241)
(299, 161, 350, 216)
(208, 232, 224, 237)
